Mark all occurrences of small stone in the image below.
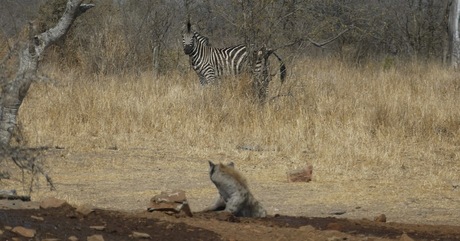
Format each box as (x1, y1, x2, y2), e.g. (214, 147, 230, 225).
(151, 190, 187, 203)
(90, 225, 106, 231)
(215, 212, 239, 222)
(298, 225, 315, 232)
(76, 204, 94, 216)
(40, 197, 67, 209)
(87, 234, 104, 241)
(326, 223, 343, 231)
(11, 226, 36, 238)
(327, 236, 342, 241)
(0, 200, 40, 210)
(31, 215, 44, 221)
(42, 239, 60, 241)
(0, 190, 17, 196)
(68, 235, 79, 241)
(399, 233, 415, 241)
(374, 214, 387, 222)
(329, 210, 346, 215)
(132, 231, 151, 239)
(287, 165, 313, 182)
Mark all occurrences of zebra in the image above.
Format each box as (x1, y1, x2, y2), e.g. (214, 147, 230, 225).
(181, 21, 286, 89)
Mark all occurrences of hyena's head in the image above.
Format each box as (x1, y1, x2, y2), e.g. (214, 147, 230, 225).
(208, 161, 248, 188)
(208, 161, 234, 176)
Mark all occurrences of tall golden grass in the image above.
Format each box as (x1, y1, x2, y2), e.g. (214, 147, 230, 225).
(18, 57, 460, 183)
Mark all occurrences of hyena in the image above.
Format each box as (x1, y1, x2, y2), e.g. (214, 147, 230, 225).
(203, 161, 267, 218)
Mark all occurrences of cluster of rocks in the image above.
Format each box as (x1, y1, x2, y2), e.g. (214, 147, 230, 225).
(1, 189, 196, 241)
(147, 189, 193, 217)
(0, 196, 154, 241)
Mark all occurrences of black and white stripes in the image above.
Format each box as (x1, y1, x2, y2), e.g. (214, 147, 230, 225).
(182, 22, 286, 86)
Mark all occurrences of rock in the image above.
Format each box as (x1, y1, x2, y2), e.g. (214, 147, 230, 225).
(374, 214, 387, 222)
(0, 189, 17, 196)
(326, 223, 343, 231)
(287, 165, 313, 182)
(148, 190, 192, 217)
(76, 204, 94, 216)
(11, 226, 36, 238)
(151, 190, 187, 203)
(399, 233, 415, 241)
(90, 225, 106, 231)
(31, 215, 44, 221)
(327, 236, 342, 241)
(0, 200, 40, 210)
(329, 210, 347, 215)
(87, 234, 104, 241)
(40, 197, 67, 209)
(68, 235, 79, 241)
(298, 225, 315, 232)
(132, 231, 151, 239)
(215, 211, 239, 222)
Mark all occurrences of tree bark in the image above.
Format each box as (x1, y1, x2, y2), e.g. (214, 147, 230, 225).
(449, 0, 460, 69)
(152, 44, 160, 78)
(0, 0, 94, 147)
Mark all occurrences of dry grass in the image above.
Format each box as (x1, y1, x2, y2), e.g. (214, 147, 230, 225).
(16, 57, 460, 187)
(1, 57, 458, 225)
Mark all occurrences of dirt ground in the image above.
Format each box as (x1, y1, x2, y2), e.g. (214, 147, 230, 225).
(1, 201, 460, 241)
(1, 146, 460, 240)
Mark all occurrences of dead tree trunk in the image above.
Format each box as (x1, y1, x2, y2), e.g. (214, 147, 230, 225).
(449, 0, 460, 69)
(241, 0, 269, 102)
(0, 0, 94, 147)
(152, 43, 160, 78)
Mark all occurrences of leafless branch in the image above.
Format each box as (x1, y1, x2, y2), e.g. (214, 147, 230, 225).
(274, 27, 352, 51)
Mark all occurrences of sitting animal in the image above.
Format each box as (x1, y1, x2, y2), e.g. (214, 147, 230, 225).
(203, 161, 266, 218)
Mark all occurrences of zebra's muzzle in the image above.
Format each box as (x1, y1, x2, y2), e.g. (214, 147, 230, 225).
(184, 45, 193, 55)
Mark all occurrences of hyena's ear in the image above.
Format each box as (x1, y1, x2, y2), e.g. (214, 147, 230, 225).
(227, 162, 235, 168)
(208, 161, 215, 168)
(208, 161, 216, 173)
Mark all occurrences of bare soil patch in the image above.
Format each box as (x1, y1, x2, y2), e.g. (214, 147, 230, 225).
(1, 203, 460, 240)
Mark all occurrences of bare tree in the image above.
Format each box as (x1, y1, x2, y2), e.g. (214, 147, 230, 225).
(0, 0, 94, 147)
(449, 0, 460, 69)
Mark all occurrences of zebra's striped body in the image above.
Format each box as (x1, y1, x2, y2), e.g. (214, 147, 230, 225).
(183, 32, 249, 85)
(182, 22, 285, 87)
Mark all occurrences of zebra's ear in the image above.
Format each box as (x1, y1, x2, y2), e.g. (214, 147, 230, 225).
(187, 20, 192, 33)
(181, 20, 192, 34)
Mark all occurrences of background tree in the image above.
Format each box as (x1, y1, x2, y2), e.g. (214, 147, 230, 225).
(1, 0, 455, 79)
(449, 0, 460, 69)
(0, 0, 94, 192)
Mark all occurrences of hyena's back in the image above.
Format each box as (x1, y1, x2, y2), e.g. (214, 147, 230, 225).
(206, 161, 267, 218)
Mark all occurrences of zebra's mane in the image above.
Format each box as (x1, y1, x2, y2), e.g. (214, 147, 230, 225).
(194, 32, 210, 46)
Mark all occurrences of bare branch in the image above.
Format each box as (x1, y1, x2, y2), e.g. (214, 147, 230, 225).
(306, 27, 351, 48)
(274, 27, 352, 51)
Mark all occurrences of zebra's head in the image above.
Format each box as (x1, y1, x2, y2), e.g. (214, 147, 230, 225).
(182, 21, 195, 55)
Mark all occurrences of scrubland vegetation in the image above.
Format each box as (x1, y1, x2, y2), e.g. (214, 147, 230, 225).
(16, 57, 460, 184)
(1, 0, 458, 189)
